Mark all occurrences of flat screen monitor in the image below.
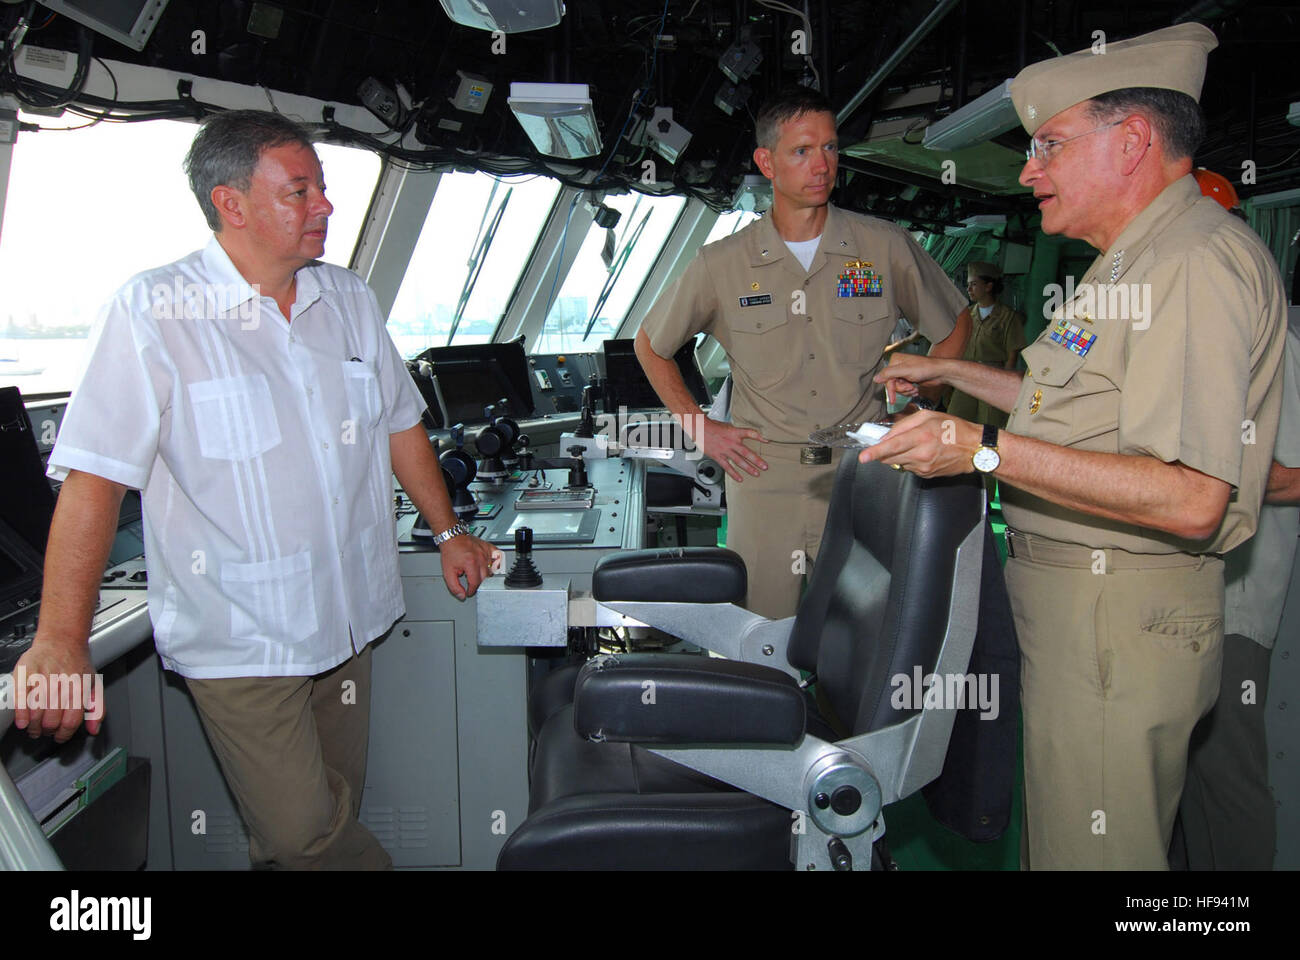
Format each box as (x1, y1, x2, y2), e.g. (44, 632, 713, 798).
(413, 340, 536, 428)
(0, 387, 57, 557)
(602, 337, 709, 412)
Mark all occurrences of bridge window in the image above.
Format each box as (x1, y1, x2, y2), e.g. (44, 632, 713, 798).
(703, 210, 759, 245)
(0, 114, 381, 396)
(534, 191, 685, 354)
(387, 171, 560, 358)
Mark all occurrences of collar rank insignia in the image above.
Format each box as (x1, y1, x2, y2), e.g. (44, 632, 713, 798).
(837, 259, 882, 298)
(1049, 316, 1096, 357)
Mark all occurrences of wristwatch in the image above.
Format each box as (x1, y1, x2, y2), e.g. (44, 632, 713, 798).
(972, 424, 1001, 474)
(430, 520, 471, 546)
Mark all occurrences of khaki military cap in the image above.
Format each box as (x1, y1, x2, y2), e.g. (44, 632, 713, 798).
(966, 261, 1001, 279)
(1010, 23, 1218, 136)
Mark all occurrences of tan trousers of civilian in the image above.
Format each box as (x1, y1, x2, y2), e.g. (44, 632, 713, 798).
(724, 442, 842, 620)
(1003, 533, 1223, 869)
(185, 644, 391, 870)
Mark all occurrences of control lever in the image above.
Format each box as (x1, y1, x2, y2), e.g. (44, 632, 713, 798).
(566, 445, 589, 489)
(504, 527, 543, 588)
(515, 433, 535, 472)
(475, 400, 523, 482)
(574, 376, 598, 439)
(491, 398, 521, 467)
(438, 423, 479, 519)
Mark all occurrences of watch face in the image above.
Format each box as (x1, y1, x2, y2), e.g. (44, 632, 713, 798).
(973, 447, 1001, 473)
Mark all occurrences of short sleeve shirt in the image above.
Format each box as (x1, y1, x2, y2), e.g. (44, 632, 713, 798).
(48, 238, 428, 679)
(640, 204, 965, 444)
(961, 301, 1026, 367)
(1001, 176, 1288, 555)
(1225, 322, 1300, 646)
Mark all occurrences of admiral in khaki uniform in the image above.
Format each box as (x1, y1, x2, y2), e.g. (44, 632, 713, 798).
(636, 89, 969, 620)
(863, 23, 1287, 868)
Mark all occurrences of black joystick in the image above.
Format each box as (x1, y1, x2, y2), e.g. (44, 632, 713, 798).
(566, 444, 589, 489)
(438, 423, 479, 520)
(476, 401, 522, 482)
(574, 376, 598, 439)
(504, 527, 543, 588)
(515, 433, 535, 471)
(491, 398, 521, 468)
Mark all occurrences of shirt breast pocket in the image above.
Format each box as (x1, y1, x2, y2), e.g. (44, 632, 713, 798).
(729, 304, 792, 385)
(188, 373, 282, 461)
(343, 360, 383, 431)
(832, 300, 893, 364)
(1019, 342, 1087, 441)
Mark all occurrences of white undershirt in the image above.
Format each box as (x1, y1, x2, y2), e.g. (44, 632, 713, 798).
(784, 236, 822, 272)
(978, 303, 995, 319)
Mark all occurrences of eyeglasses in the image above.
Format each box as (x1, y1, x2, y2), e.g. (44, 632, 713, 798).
(1025, 119, 1123, 163)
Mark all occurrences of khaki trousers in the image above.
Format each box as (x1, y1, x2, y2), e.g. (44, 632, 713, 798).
(1003, 533, 1223, 869)
(185, 644, 392, 870)
(724, 443, 842, 620)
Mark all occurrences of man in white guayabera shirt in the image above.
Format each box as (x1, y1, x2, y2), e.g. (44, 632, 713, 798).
(13, 110, 499, 869)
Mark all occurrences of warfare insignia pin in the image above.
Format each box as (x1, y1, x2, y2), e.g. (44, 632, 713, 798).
(1029, 389, 1042, 415)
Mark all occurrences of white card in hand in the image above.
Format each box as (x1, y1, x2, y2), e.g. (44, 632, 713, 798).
(847, 422, 890, 446)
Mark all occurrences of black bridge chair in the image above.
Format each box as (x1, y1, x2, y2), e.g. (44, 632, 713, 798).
(499, 456, 987, 871)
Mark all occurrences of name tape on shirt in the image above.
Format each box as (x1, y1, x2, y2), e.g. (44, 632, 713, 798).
(738, 294, 773, 307)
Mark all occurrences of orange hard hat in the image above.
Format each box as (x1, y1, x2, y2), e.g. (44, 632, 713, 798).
(1194, 167, 1239, 210)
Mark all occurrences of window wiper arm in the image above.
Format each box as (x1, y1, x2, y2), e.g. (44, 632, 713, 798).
(447, 186, 512, 344)
(583, 209, 651, 340)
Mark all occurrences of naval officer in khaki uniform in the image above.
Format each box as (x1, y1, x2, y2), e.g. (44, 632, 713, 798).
(635, 89, 970, 619)
(861, 23, 1287, 869)
(946, 261, 1027, 429)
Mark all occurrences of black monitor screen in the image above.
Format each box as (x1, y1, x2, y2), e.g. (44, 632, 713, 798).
(0, 387, 57, 556)
(602, 337, 709, 412)
(414, 341, 536, 428)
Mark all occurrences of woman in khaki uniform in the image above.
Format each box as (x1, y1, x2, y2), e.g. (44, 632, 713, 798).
(946, 262, 1026, 429)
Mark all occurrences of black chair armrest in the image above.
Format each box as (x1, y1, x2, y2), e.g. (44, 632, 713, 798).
(571, 654, 805, 745)
(592, 548, 746, 603)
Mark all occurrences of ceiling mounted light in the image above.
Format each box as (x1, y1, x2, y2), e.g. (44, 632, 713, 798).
(437, 0, 565, 34)
(645, 107, 692, 164)
(508, 83, 602, 159)
(734, 175, 772, 213)
(922, 79, 1020, 151)
(37, 0, 171, 51)
(718, 33, 763, 84)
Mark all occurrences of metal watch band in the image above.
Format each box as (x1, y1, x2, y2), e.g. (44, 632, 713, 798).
(431, 521, 470, 545)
